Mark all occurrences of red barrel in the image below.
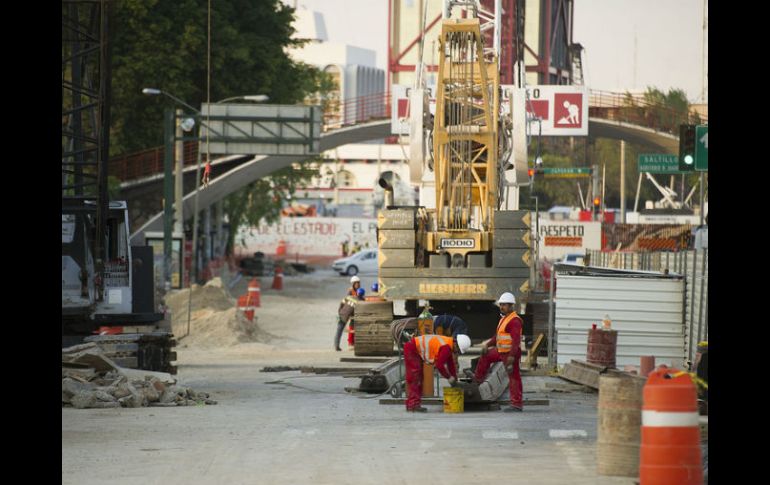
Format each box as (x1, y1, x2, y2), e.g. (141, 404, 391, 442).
(640, 367, 703, 484)
(587, 328, 618, 368)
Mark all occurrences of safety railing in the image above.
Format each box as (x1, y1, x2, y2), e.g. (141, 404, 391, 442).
(322, 92, 391, 130)
(588, 90, 707, 135)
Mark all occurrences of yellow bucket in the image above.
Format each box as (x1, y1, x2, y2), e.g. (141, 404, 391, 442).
(443, 387, 464, 413)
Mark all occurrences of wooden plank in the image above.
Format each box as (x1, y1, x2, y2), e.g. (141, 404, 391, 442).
(378, 398, 549, 406)
(494, 249, 532, 268)
(340, 357, 391, 363)
(494, 210, 532, 229)
(379, 249, 415, 268)
(558, 360, 625, 390)
(378, 230, 415, 249)
(493, 229, 532, 249)
(300, 366, 370, 374)
(377, 209, 415, 229)
(527, 334, 546, 369)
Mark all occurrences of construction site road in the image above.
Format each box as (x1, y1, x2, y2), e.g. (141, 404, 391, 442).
(62, 269, 635, 485)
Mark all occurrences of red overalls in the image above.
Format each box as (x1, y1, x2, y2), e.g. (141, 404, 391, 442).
(404, 335, 456, 410)
(474, 312, 523, 408)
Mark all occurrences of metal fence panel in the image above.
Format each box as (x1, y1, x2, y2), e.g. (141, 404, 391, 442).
(554, 274, 685, 368)
(586, 248, 708, 368)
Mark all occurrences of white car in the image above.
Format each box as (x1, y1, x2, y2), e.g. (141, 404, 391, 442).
(332, 249, 378, 276)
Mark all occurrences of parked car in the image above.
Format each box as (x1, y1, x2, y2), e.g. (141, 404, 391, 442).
(332, 249, 378, 276)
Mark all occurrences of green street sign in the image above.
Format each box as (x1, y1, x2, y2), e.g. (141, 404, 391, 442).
(638, 154, 684, 174)
(539, 167, 592, 178)
(695, 125, 708, 171)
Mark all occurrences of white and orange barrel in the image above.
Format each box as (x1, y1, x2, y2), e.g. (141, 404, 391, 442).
(640, 366, 703, 485)
(247, 278, 261, 308)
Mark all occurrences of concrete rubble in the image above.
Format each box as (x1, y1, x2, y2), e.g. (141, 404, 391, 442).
(62, 342, 217, 409)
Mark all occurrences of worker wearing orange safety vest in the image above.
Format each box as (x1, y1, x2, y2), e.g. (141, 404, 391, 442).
(473, 292, 524, 412)
(342, 276, 364, 348)
(403, 333, 471, 412)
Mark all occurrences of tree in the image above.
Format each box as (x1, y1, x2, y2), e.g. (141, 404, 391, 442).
(109, 0, 333, 249)
(110, 0, 325, 155)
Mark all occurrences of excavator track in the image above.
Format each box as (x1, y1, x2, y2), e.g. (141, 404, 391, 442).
(84, 332, 177, 374)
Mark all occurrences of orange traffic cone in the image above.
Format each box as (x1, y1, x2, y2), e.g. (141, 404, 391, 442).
(640, 366, 703, 485)
(237, 295, 253, 321)
(276, 240, 287, 256)
(247, 278, 261, 308)
(271, 266, 283, 290)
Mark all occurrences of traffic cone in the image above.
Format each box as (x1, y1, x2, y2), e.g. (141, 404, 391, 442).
(247, 278, 261, 308)
(639, 366, 703, 485)
(237, 294, 253, 321)
(276, 240, 287, 256)
(271, 266, 283, 290)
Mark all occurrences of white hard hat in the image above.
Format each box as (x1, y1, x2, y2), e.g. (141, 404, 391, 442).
(350, 276, 361, 284)
(455, 334, 471, 354)
(497, 292, 516, 305)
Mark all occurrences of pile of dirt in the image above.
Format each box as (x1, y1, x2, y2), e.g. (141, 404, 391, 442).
(166, 277, 273, 348)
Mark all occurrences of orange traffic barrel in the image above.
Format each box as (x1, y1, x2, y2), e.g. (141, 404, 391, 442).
(640, 367, 703, 485)
(247, 278, 261, 307)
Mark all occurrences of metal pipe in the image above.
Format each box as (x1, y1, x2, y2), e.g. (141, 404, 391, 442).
(174, 109, 184, 234)
(699, 172, 705, 226)
(163, 108, 174, 291)
(696, 248, 707, 352)
(547, 263, 556, 367)
(686, 250, 695, 364)
(620, 140, 626, 222)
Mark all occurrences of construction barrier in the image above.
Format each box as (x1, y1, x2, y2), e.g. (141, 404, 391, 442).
(247, 278, 261, 308)
(640, 367, 703, 485)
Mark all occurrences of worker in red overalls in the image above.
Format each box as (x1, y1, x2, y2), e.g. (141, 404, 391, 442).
(201, 161, 211, 188)
(474, 292, 524, 412)
(403, 333, 471, 412)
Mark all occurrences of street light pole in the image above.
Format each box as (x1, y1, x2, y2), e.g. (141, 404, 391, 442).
(163, 108, 175, 290)
(145, 88, 269, 289)
(174, 109, 184, 235)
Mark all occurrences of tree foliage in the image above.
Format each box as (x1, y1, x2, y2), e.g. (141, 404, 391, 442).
(110, 0, 325, 155)
(109, 0, 331, 246)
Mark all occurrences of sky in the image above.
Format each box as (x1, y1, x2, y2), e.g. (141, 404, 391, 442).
(284, 0, 707, 103)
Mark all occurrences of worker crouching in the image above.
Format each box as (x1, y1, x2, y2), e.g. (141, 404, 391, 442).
(474, 292, 524, 412)
(403, 333, 471, 412)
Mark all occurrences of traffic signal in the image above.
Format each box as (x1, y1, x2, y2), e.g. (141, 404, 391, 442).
(679, 124, 696, 172)
(528, 168, 535, 178)
(593, 197, 601, 214)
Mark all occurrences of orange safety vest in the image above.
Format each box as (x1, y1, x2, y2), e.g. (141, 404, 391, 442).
(496, 312, 520, 354)
(413, 335, 454, 364)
